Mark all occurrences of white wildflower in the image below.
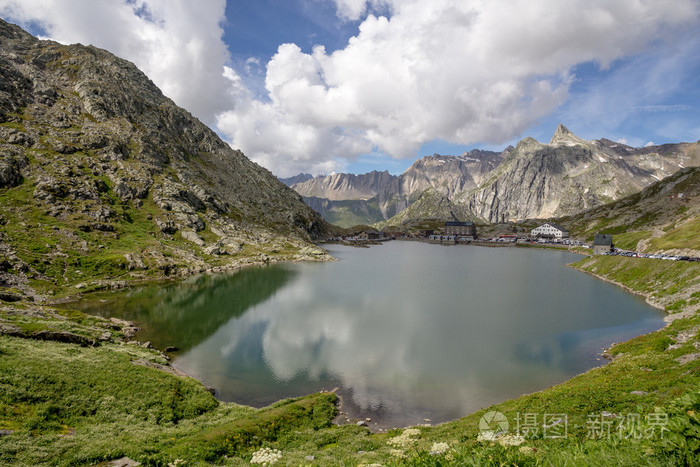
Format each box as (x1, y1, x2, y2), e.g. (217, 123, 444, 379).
(519, 446, 535, 455)
(389, 449, 406, 458)
(477, 430, 499, 442)
(430, 442, 451, 454)
(477, 431, 524, 446)
(498, 434, 525, 447)
(250, 447, 283, 465)
(387, 427, 421, 449)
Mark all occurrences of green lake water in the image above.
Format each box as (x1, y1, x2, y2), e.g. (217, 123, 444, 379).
(74, 241, 664, 427)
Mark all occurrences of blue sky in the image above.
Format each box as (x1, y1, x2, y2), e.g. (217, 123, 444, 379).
(1, 0, 699, 177)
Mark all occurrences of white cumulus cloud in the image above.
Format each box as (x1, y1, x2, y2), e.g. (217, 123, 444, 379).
(219, 0, 699, 176)
(0, 0, 232, 125)
(1, 0, 698, 177)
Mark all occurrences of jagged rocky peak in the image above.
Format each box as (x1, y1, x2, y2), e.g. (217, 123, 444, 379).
(549, 123, 586, 146)
(514, 136, 542, 152)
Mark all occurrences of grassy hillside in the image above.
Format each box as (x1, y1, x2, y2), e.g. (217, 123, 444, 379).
(375, 188, 477, 230)
(0, 18, 333, 303)
(572, 255, 700, 314)
(558, 167, 700, 255)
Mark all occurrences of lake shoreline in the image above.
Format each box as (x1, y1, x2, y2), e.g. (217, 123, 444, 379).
(43, 248, 334, 307)
(31, 243, 688, 431)
(69, 242, 670, 430)
(3, 241, 698, 466)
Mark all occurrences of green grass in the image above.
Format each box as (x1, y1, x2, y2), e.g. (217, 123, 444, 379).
(0, 332, 341, 466)
(613, 231, 653, 251)
(648, 217, 700, 252)
(2, 251, 700, 465)
(572, 255, 700, 307)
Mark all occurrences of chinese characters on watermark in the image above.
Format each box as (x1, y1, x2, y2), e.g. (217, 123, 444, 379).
(478, 411, 669, 440)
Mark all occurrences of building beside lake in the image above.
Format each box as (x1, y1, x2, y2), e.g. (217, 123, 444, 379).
(531, 223, 569, 239)
(444, 221, 476, 237)
(593, 234, 614, 255)
(357, 230, 381, 240)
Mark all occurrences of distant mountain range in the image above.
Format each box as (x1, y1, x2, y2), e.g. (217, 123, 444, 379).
(287, 124, 700, 227)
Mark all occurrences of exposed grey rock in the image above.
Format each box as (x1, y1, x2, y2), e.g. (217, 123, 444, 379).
(91, 223, 115, 232)
(88, 206, 115, 222)
(155, 218, 178, 234)
(122, 325, 140, 339)
(180, 229, 205, 246)
(123, 253, 146, 270)
(32, 330, 95, 347)
(0, 18, 330, 292)
(294, 124, 699, 226)
(0, 290, 23, 302)
(0, 322, 23, 336)
(676, 353, 700, 365)
(0, 155, 24, 188)
(106, 457, 141, 467)
(204, 242, 227, 256)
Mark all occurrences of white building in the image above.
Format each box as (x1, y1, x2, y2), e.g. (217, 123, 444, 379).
(530, 223, 569, 239)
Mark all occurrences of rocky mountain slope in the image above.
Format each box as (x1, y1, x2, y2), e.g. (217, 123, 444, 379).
(378, 125, 699, 227)
(291, 150, 503, 226)
(559, 166, 700, 256)
(0, 19, 330, 299)
(455, 125, 699, 222)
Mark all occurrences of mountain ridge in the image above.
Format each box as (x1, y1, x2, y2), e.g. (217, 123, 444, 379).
(0, 18, 331, 299)
(290, 125, 699, 227)
(291, 149, 504, 227)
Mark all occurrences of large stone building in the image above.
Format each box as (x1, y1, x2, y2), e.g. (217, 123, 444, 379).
(444, 221, 476, 237)
(593, 234, 614, 255)
(530, 223, 569, 239)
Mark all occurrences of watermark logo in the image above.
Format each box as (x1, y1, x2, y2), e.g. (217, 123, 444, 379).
(477, 411, 668, 440)
(479, 411, 509, 434)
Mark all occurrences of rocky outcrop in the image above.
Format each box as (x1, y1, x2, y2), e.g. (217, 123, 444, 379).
(291, 150, 503, 226)
(382, 125, 699, 226)
(0, 19, 331, 294)
(291, 122, 699, 227)
(293, 170, 398, 201)
(457, 125, 699, 222)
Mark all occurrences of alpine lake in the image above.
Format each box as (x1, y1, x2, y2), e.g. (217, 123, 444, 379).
(73, 241, 664, 428)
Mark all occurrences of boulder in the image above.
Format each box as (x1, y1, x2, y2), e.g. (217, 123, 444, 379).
(32, 330, 96, 347)
(0, 157, 23, 188)
(180, 229, 205, 246)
